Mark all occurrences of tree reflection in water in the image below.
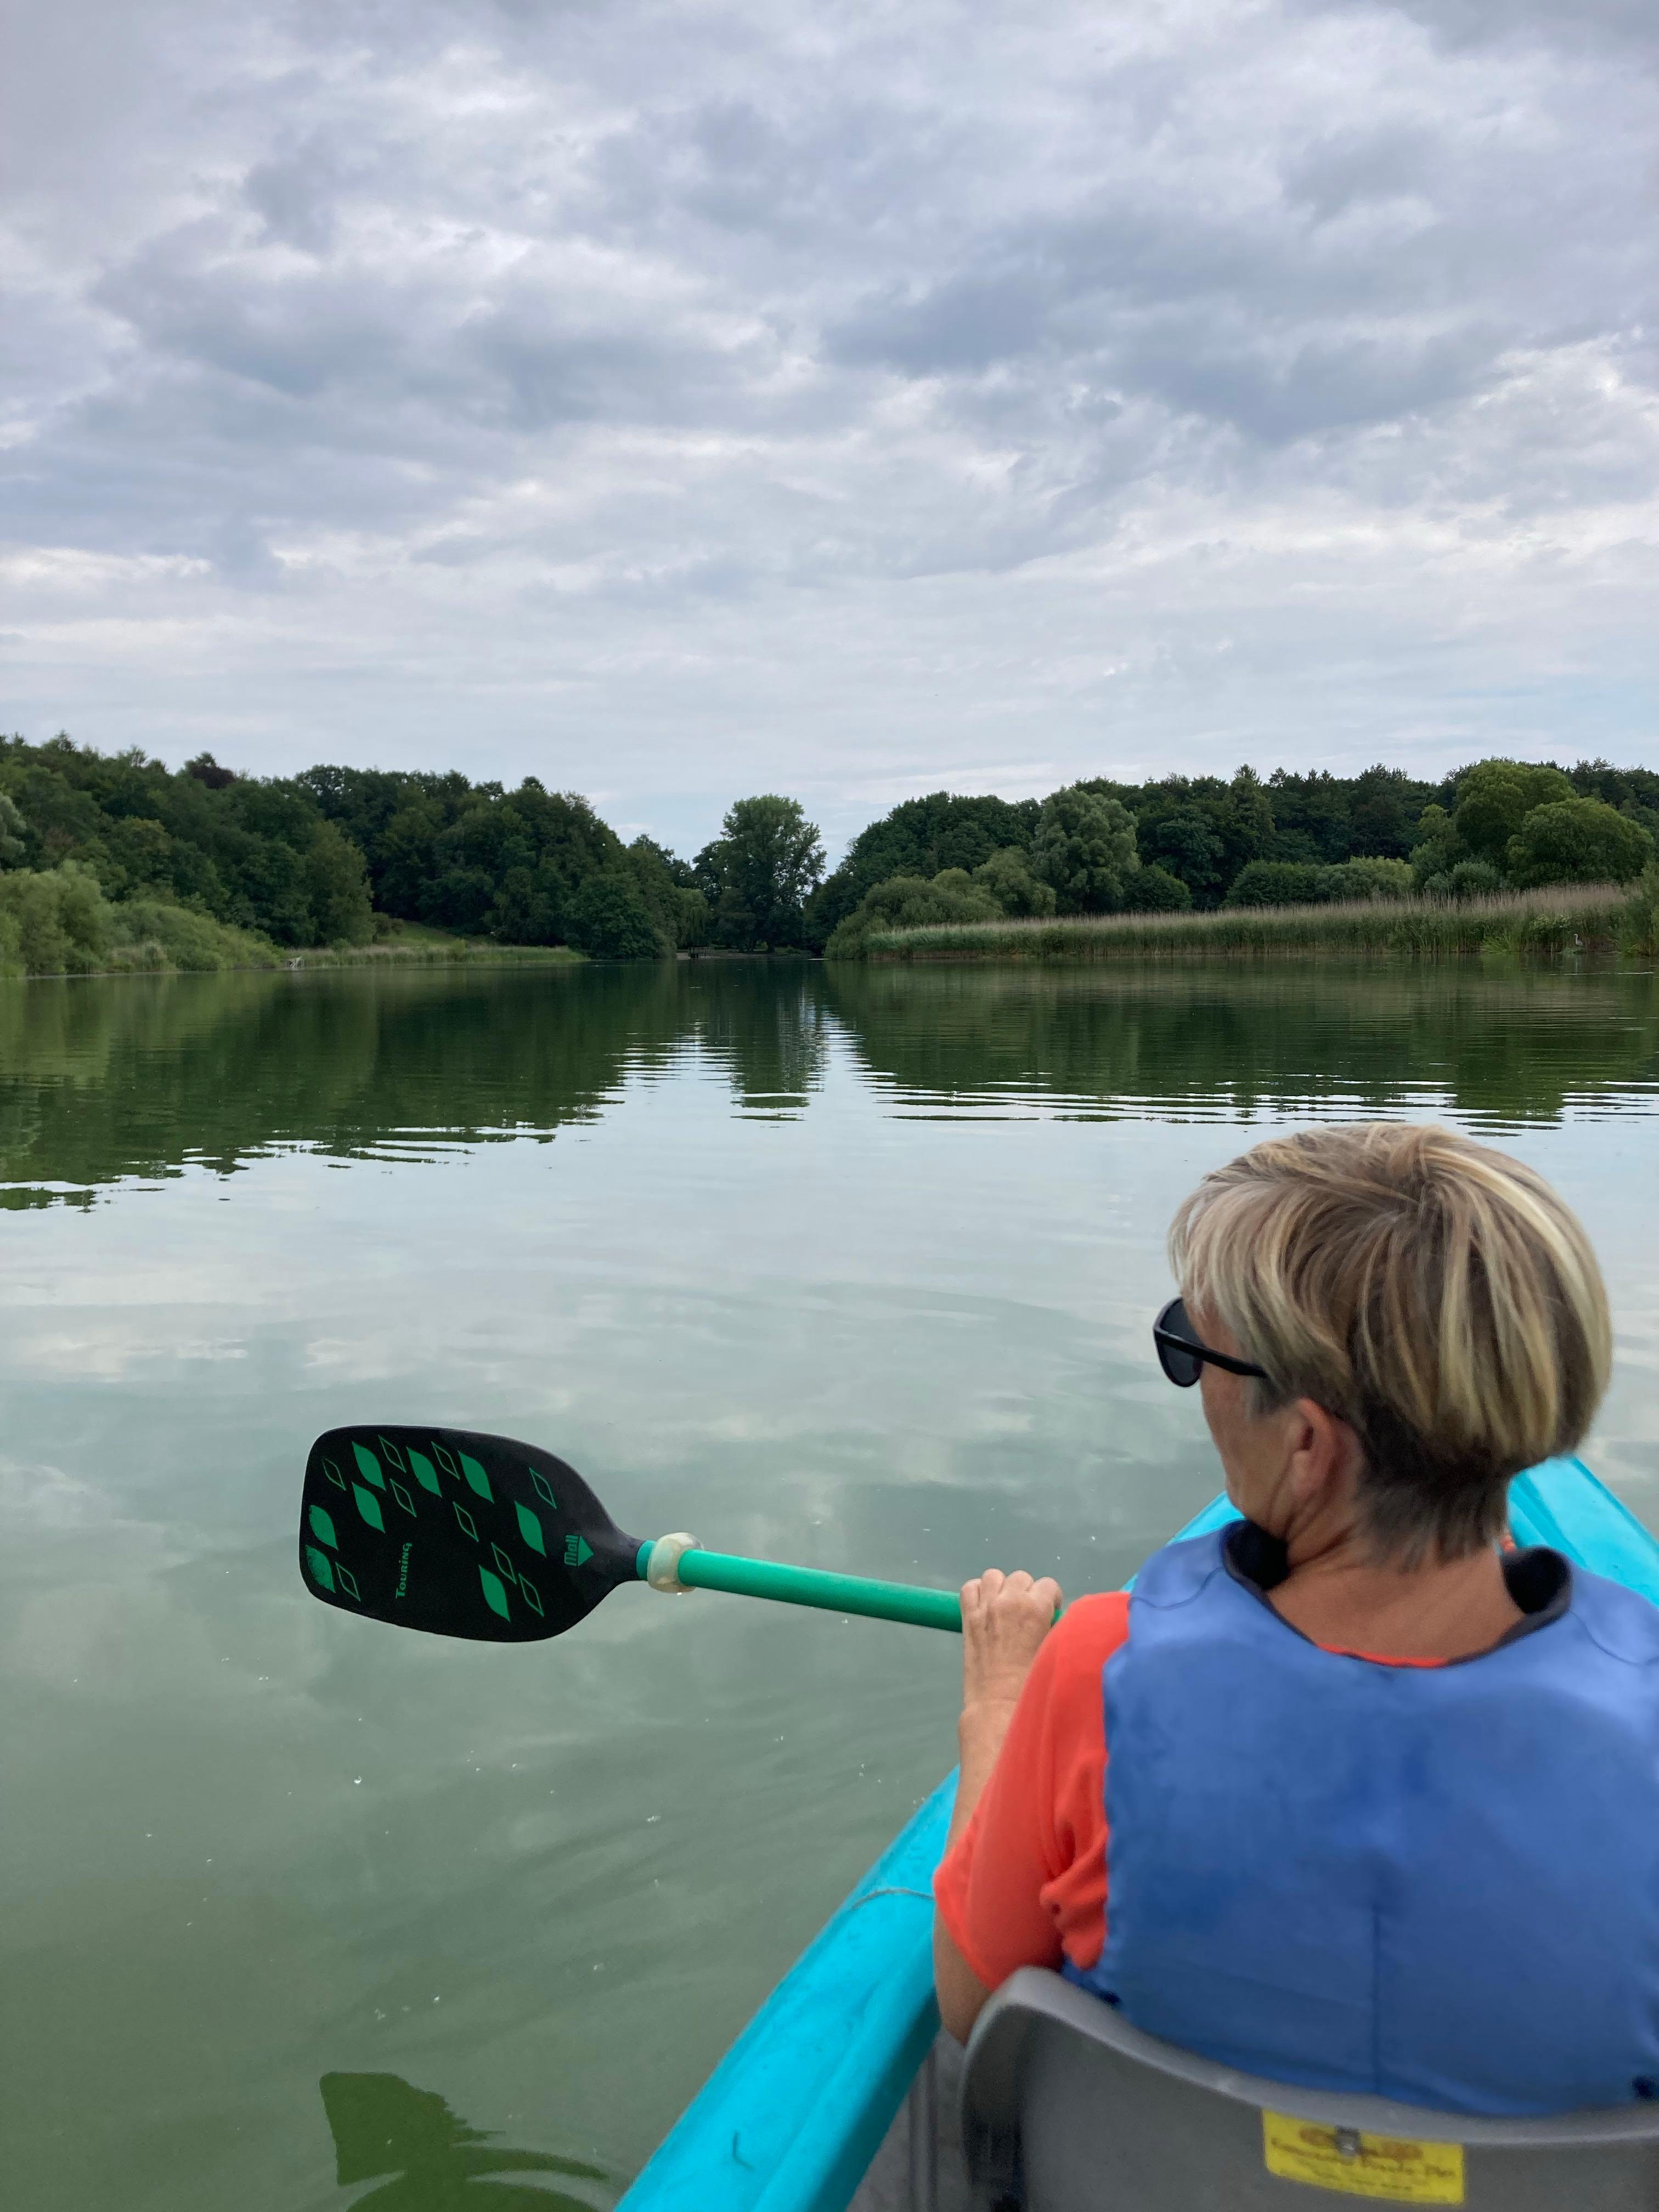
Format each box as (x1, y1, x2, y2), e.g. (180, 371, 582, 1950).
(320, 2071, 605, 2210)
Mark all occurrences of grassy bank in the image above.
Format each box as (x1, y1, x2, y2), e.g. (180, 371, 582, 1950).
(0, 873, 590, 978)
(287, 919, 585, 970)
(864, 880, 1659, 964)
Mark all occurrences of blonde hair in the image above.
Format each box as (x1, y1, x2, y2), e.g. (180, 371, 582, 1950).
(1169, 1124, 1611, 1564)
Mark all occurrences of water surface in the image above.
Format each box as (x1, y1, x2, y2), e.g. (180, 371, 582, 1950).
(3, 960, 1657, 2208)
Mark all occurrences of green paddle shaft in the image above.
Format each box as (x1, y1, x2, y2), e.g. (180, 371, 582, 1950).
(635, 1541, 963, 1633)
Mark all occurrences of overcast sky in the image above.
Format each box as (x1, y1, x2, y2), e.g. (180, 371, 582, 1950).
(3, 0, 1656, 857)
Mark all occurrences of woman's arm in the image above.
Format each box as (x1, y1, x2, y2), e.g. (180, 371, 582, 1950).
(933, 1568, 1062, 2042)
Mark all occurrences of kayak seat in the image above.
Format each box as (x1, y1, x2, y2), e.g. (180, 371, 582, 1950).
(960, 1968, 1659, 2210)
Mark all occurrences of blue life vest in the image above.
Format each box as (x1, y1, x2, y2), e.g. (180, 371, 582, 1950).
(1064, 1526, 1659, 2115)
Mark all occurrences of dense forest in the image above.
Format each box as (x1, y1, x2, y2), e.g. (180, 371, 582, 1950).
(1, 732, 1656, 974)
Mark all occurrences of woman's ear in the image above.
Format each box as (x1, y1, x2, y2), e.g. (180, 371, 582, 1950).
(1286, 1397, 1356, 1512)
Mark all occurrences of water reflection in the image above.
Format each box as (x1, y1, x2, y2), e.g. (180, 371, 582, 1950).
(825, 964, 1659, 1126)
(0, 962, 831, 1201)
(3, 956, 1657, 2212)
(320, 2073, 605, 2209)
(2, 961, 1656, 1205)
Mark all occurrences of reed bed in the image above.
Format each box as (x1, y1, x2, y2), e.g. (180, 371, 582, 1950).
(867, 881, 1657, 965)
(289, 940, 585, 970)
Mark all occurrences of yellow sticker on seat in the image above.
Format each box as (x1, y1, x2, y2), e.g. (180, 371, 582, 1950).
(1262, 2112, 1465, 2203)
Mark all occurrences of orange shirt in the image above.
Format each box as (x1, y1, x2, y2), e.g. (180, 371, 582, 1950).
(932, 1591, 1129, 1987)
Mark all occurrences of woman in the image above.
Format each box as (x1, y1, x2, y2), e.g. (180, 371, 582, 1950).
(933, 1122, 1659, 2115)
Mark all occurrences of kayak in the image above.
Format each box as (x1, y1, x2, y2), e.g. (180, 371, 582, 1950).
(617, 1456, 1659, 2212)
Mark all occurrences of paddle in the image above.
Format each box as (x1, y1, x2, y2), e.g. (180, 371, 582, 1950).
(298, 1425, 964, 1640)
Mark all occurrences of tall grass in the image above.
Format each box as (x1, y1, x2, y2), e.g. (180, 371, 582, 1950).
(866, 879, 1659, 964)
(291, 940, 585, 970)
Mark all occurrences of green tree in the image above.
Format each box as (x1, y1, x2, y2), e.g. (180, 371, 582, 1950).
(1347, 765, 1434, 859)
(566, 870, 664, 958)
(1506, 799, 1656, 888)
(972, 847, 1057, 917)
(1452, 759, 1576, 867)
(696, 795, 825, 950)
(1129, 769, 1272, 904)
(625, 834, 691, 952)
(0, 792, 27, 868)
(1031, 786, 1138, 913)
(1143, 810, 1223, 895)
(304, 819, 375, 944)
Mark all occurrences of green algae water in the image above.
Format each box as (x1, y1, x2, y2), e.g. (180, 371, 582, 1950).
(3, 960, 1659, 2209)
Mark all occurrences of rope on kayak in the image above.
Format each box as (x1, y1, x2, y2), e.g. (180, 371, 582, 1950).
(849, 1885, 934, 1909)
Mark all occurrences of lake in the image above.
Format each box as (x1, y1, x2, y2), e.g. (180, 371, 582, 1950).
(3, 958, 1658, 2209)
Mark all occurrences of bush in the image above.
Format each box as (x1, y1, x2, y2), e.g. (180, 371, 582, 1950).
(1225, 861, 1324, 907)
(1317, 856, 1414, 902)
(0, 863, 279, 975)
(1442, 859, 1504, 901)
(1506, 798, 1656, 889)
(104, 897, 278, 971)
(824, 871, 1000, 958)
(1121, 863, 1192, 912)
(972, 848, 1057, 918)
(0, 864, 106, 974)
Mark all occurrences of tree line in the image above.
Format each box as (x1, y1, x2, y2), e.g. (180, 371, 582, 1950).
(813, 760, 1658, 953)
(2, 734, 1655, 963)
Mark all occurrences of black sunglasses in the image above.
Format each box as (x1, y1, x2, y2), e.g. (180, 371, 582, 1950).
(1153, 1297, 1268, 1388)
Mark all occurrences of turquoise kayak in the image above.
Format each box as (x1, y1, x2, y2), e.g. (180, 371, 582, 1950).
(619, 1457, 1659, 2212)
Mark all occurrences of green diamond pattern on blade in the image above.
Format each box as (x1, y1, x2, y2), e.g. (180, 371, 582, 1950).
(459, 1453, 492, 1502)
(308, 1504, 339, 1550)
(564, 1534, 593, 1568)
(519, 1577, 543, 1617)
(479, 1567, 510, 1621)
(353, 1483, 385, 1532)
(453, 1503, 478, 1541)
(515, 1502, 546, 1555)
(529, 1468, 557, 1508)
(433, 1441, 460, 1479)
(390, 1479, 416, 1516)
(409, 1449, 441, 1495)
(352, 1442, 385, 1490)
(378, 1435, 406, 1472)
(335, 1565, 362, 1603)
(305, 1544, 336, 1593)
(322, 1457, 346, 1490)
(490, 1544, 517, 1586)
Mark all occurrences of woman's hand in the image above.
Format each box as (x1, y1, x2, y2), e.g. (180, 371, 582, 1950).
(960, 1567, 1062, 1719)
(935, 1571, 1064, 2042)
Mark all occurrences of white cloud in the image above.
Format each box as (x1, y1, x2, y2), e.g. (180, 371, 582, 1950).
(2, 0, 1655, 855)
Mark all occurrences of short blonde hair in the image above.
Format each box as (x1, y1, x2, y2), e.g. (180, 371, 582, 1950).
(1169, 1124, 1611, 1563)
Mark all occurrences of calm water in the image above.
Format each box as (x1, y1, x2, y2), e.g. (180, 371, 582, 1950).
(4, 960, 1659, 2209)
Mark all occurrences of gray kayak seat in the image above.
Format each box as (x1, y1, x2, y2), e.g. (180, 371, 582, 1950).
(960, 1968, 1659, 2210)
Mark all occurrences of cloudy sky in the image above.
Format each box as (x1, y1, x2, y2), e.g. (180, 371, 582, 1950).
(3, 0, 1656, 857)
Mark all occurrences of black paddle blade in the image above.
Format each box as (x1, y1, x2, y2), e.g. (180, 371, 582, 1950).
(299, 1426, 644, 1643)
